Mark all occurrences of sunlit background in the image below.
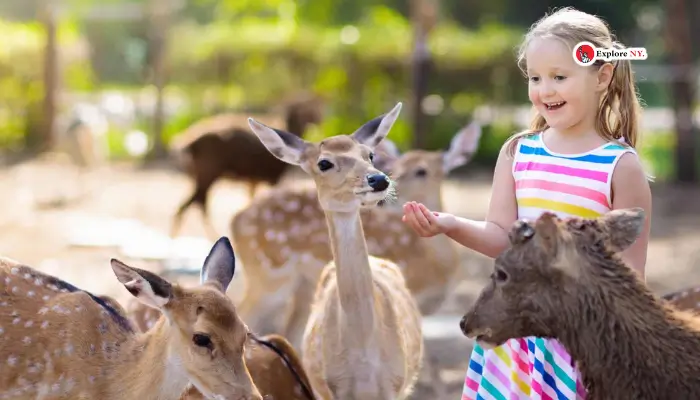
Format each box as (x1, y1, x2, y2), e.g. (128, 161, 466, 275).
(0, 0, 698, 397)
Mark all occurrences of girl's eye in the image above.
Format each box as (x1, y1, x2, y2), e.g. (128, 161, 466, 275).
(529, 77, 540, 83)
(554, 75, 566, 81)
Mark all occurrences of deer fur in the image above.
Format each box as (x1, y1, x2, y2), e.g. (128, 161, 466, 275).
(662, 286, 700, 313)
(126, 288, 317, 400)
(170, 94, 325, 238)
(0, 237, 262, 400)
(247, 102, 424, 399)
(461, 208, 700, 400)
(231, 122, 482, 348)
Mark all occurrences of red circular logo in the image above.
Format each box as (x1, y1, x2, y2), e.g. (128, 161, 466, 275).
(573, 43, 595, 66)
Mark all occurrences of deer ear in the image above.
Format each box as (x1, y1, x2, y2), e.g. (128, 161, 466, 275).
(442, 121, 483, 174)
(200, 236, 236, 293)
(352, 102, 402, 149)
(599, 207, 645, 252)
(248, 118, 309, 165)
(509, 219, 535, 245)
(111, 259, 172, 310)
(534, 212, 561, 253)
(372, 137, 402, 173)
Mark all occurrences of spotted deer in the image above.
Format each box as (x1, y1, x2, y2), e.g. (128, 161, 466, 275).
(231, 122, 482, 348)
(0, 237, 263, 400)
(247, 102, 424, 399)
(127, 287, 317, 400)
(461, 208, 700, 399)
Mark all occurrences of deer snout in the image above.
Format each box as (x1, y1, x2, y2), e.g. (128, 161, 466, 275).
(460, 312, 481, 338)
(367, 173, 390, 192)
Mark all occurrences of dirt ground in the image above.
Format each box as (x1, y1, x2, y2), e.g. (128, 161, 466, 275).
(1, 158, 699, 399)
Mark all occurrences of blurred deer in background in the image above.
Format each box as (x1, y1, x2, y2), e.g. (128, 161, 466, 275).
(247, 102, 424, 399)
(169, 93, 325, 239)
(231, 121, 482, 349)
(0, 236, 263, 400)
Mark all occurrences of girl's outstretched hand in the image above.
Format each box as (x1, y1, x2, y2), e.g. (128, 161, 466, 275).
(402, 201, 457, 237)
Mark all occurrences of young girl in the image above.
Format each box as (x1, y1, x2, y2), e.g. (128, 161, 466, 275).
(402, 7, 652, 400)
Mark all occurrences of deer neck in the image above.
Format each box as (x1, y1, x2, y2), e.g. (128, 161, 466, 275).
(105, 318, 188, 400)
(557, 262, 700, 395)
(324, 209, 376, 341)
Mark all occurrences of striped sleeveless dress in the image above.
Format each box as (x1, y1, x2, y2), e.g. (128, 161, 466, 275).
(462, 132, 636, 400)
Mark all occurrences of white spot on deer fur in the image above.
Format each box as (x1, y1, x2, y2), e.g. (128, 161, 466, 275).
(263, 209, 273, 221)
(10, 267, 19, 275)
(4, 277, 10, 284)
(27, 291, 35, 297)
(285, 199, 300, 211)
(276, 231, 287, 242)
(43, 295, 50, 301)
(65, 344, 74, 354)
(24, 320, 33, 328)
(13, 317, 20, 325)
(54, 348, 61, 357)
(7, 355, 17, 366)
(23, 273, 31, 280)
(34, 278, 43, 286)
(265, 230, 275, 241)
(23, 336, 31, 345)
(74, 305, 83, 312)
(11, 286, 18, 294)
(89, 376, 95, 384)
(399, 234, 410, 245)
(0, 327, 3, 335)
(41, 321, 49, 329)
(0, 301, 6, 306)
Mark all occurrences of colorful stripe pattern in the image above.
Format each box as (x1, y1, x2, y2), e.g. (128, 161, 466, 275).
(462, 133, 635, 400)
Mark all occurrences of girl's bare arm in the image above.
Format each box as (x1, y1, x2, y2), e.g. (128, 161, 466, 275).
(611, 152, 652, 278)
(443, 143, 519, 259)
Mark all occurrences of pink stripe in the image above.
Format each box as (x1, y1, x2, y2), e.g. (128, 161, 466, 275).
(532, 381, 556, 400)
(464, 377, 479, 392)
(510, 339, 530, 375)
(514, 162, 608, 182)
(516, 179, 610, 208)
(485, 358, 513, 388)
(550, 340, 572, 364)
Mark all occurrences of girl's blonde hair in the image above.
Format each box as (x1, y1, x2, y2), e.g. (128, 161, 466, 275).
(505, 7, 643, 157)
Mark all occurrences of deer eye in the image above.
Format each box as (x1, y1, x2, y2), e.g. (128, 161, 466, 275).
(369, 152, 375, 162)
(193, 333, 213, 349)
(415, 168, 427, 177)
(317, 159, 334, 171)
(492, 268, 509, 283)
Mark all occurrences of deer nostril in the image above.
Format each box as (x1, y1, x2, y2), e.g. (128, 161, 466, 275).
(367, 174, 389, 192)
(460, 315, 468, 334)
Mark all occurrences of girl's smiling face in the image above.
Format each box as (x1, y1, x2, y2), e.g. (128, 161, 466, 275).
(525, 37, 609, 136)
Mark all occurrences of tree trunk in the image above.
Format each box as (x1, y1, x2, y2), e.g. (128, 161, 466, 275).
(39, 0, 58, 152)
(664, 0, 697, 183)
(145, 0, 170, 160)
(410, 0, 438, 150)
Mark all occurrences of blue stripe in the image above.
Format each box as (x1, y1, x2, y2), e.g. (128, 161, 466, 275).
(604, 143, 626, 150)
(518, 144, 617, 164)
(528, 338, 568, 400)
(469, 358, 483, 375)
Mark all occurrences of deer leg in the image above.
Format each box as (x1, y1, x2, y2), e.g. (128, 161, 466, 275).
(172, 177, 214, 238)
(282, 278, 315, 351)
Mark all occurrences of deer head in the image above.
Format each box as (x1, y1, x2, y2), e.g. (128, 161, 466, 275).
(247, 103, 402, 213)
(112, 237, 261, 400)
(460, 208, 646, 348)
(373, 121, 482, 210)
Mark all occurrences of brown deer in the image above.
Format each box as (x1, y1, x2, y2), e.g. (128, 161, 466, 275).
(126, 285, 316, 400)
(460, 208, 700, 400)
(247, 102, 424, 399)
(170, 94, 324, 238)
(0, 237, 263, 400)
(231, 122, 482, 348)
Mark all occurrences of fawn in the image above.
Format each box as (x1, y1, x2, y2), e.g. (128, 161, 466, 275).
(127, 280, 316, 400)
(247, 102, 424, 399)
(0, 237, 262, 400)
(231, 122, 482, 347)
(170, 94, 324, 238)
(461, 208, 700, 399)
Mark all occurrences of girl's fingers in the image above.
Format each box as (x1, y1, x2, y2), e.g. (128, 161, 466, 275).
(411, 204, 433, 232)
(418, 204, 438, 224)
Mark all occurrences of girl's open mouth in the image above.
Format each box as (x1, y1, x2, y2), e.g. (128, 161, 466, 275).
(546, 101, 566, 110)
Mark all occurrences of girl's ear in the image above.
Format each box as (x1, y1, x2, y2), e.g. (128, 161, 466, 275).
(595, 63, 615, 93)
